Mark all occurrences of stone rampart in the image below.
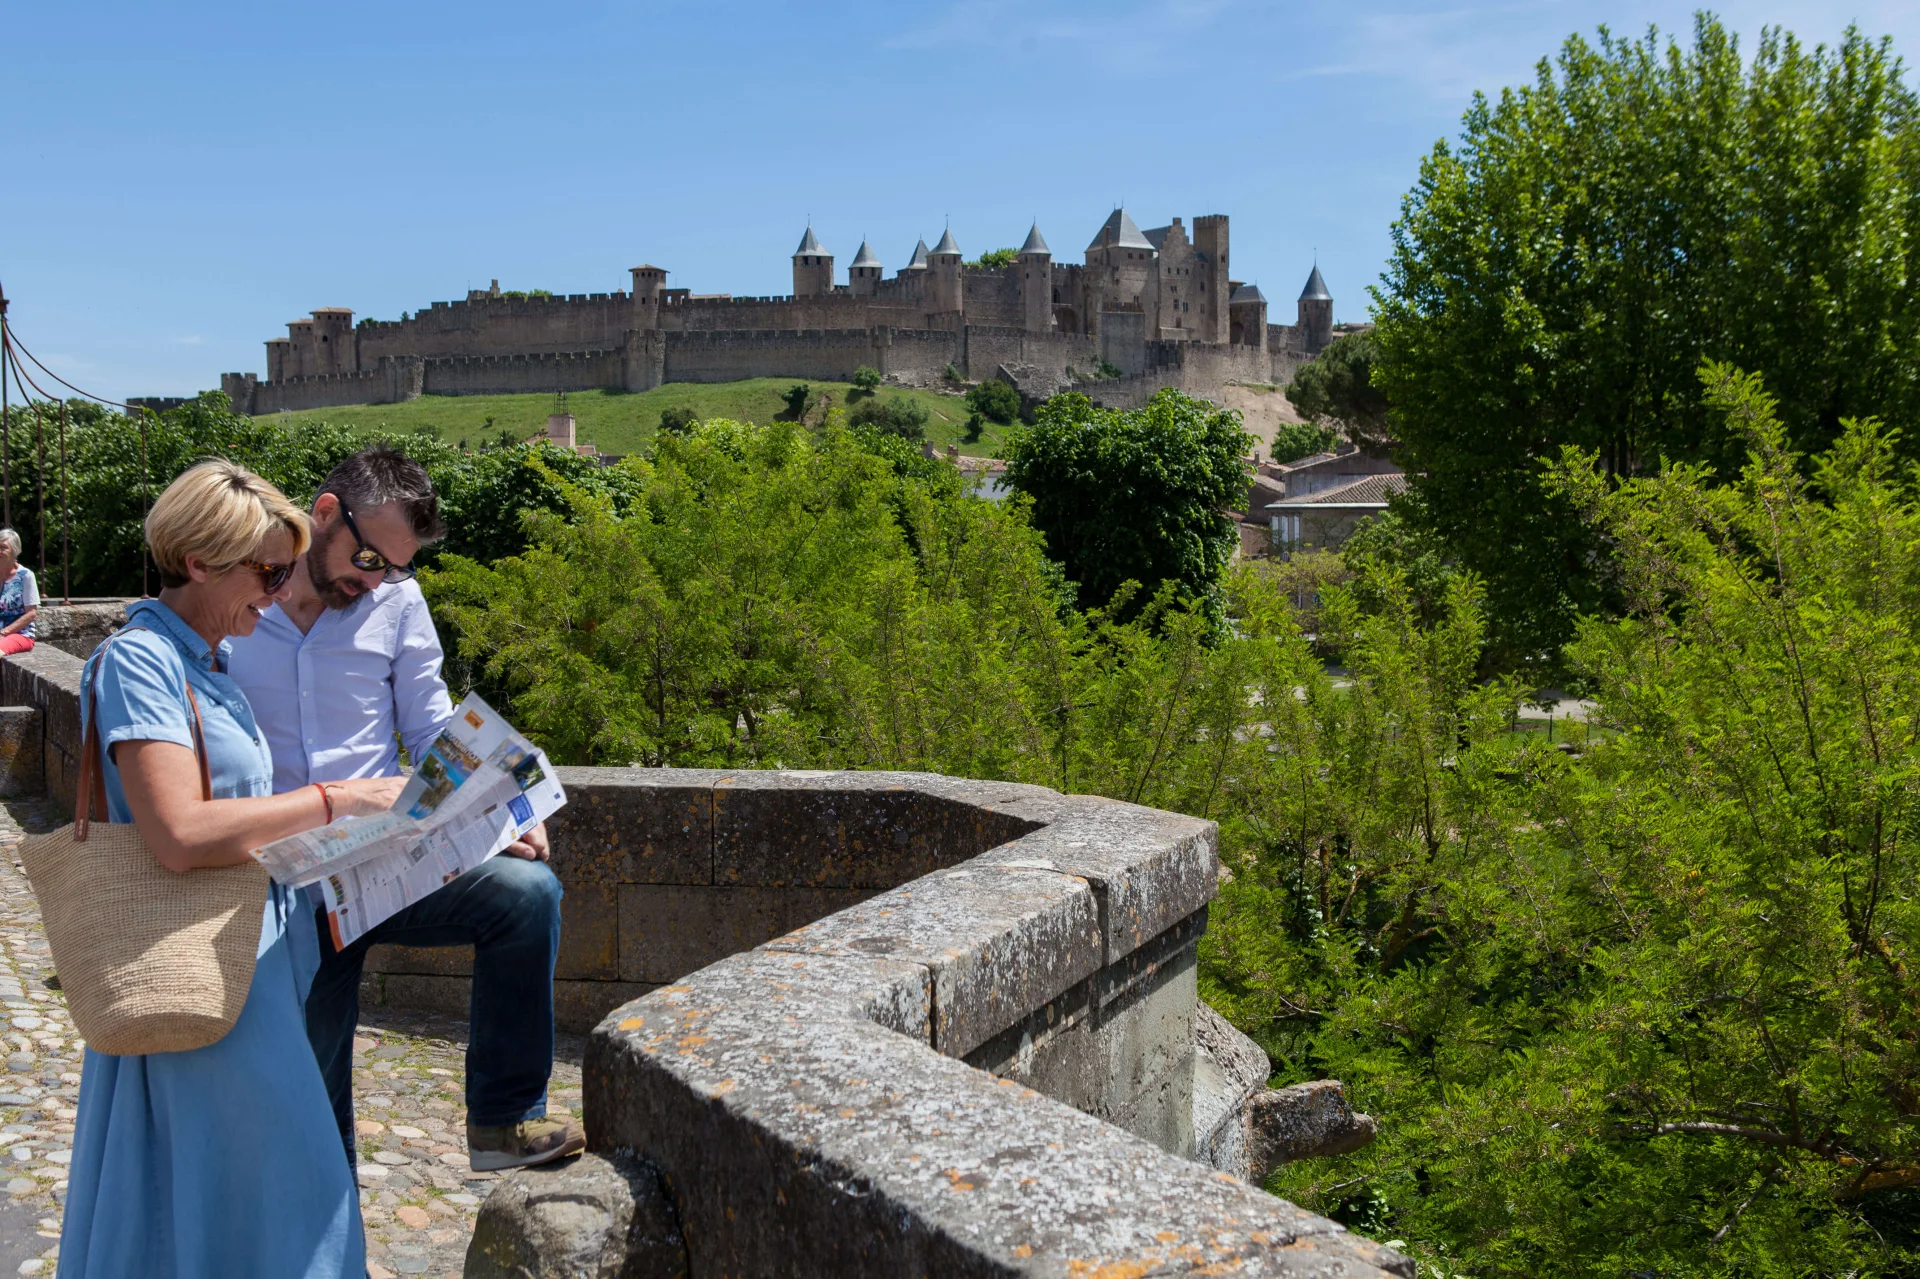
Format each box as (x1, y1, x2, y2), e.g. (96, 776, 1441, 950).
(422, 349, 626, 398)
(960, 326, 1096, 384)
(239, 357, 425, 415)
(660, 329, 955, 386)
(357, 294, 637, 363)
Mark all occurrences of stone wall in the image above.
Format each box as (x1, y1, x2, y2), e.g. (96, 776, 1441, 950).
(421, 349, 625, 398)
(358, 295, 637, 363)
(533, 769, 1409, 1277)
(32, 601, 129, 660)
(232, 357, 425, 415)
(0, 646, 85, 815)
(959, 326, 1096, 384)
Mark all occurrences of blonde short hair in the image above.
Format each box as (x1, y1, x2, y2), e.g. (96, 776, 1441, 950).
(146, 460, 310, 589)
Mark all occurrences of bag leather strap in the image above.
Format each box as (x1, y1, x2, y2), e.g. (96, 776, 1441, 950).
(75, 627, 213, 842)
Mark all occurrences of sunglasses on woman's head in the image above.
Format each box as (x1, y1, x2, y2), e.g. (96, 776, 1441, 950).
(339, 505, 416, 584)
(239, 560, 296, 593)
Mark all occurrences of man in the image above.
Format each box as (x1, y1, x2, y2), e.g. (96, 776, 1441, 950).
(228, 446, 585, 1172)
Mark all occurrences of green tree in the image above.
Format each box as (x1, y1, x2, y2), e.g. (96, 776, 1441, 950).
(1205, 366, 1920, 1274)
(1266, 420, 1340, 465)
(850, 366, 882, 393)
(1004, 389, 1250, 620)
(967, 248, 1018, 269)
(658, 406, 698, 436)
(846, 395, 929, 442)
(1284, 332, 1388, 452)
(1373, 16, 1920, 662)
(964, 378, 1021, 425)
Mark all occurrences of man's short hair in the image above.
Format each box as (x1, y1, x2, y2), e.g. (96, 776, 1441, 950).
(315, 446, 446, 545)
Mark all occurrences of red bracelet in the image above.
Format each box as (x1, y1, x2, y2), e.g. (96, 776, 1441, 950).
(314, 783, 333, 824)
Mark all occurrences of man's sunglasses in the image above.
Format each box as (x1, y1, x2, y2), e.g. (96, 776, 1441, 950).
(240, 560, 296, 593)
(340, 505, 417, 584)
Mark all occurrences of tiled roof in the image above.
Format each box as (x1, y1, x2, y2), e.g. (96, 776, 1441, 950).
(794, 226, 827, 256)
(849, 240, 882, 268)
(1266, 472, 1408, 509)
(903, 239, 931, 271)
(1299, 264, 1331, 301)
(931, 228, 962, 256)
(1019, 223, 1051, 256)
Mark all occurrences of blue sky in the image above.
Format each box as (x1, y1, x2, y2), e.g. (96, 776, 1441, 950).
(2, 0, 1914, 402)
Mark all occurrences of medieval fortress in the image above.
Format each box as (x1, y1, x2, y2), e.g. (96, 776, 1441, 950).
(222, 210, 1338, 416)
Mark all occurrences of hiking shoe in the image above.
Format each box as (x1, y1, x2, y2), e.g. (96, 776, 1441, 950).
(466, 1117, 586, 1172)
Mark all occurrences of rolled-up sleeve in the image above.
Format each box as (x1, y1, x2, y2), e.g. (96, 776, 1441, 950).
(90, 632, 192, 754)
(393, 592, 455, 767)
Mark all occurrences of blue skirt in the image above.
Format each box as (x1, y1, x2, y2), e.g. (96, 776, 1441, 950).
(57, 890, 363, 1279)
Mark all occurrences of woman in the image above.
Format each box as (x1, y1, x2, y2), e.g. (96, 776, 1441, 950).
(0, 528, 38, 655)
(58, 461, 404, 1279)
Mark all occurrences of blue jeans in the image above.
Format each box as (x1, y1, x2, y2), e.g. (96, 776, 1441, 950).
(305, 855, 564, 1160)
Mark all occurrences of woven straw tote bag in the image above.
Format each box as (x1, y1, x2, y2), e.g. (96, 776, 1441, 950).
(19, 630, 270, 1055)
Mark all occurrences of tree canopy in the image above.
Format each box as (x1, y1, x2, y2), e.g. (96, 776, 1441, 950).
(1373, 15, 1920, 661)
(1284, 331, 1388, 452)
(1003, 389, 1250, 620)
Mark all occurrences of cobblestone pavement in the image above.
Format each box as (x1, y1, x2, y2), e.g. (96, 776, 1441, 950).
(0, 799, 585, 1279)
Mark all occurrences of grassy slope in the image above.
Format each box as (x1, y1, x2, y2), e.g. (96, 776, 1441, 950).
(244, 379, 1013, 457)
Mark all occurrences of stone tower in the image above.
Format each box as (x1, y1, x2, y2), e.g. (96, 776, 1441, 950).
(792, 225, 834, 298)
(1192, 215, 1230, 344)
(308, 308, 358, 376)
(928, 228, 963, 316)
(1017, 222, 1053, 334)
(1298, 264, 1333, 354)
(1228, 283, 1268, 349)
(848, 240, 883, 297)
(629, 265, 667, 329)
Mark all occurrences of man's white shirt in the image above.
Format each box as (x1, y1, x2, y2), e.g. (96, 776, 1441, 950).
(227, 579, 455, 795)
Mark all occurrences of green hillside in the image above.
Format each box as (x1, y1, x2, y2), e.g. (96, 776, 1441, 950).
(243, 379, 1010, 457)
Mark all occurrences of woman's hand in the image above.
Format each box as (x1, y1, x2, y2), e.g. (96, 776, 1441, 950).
(324, 776, 407, 819)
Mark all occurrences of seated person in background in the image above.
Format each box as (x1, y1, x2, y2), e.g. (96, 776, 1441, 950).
(227, 446, 583, 1173)
(0, 528, 39, 654)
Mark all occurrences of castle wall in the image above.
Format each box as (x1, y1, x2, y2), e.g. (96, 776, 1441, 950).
(660, 328, 955, 385)
(1087, 340, 1272, 410)
(658, 292, 927, 335)
(357, 293, 637, 363)
(960, 268, 1021, 328)
(422, 349, 625, 397)
(960, 326, 1096, 383)
(244, 357, 425, 415)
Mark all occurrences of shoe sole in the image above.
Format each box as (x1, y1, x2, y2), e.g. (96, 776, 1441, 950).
(467, 1131, 587, 1173)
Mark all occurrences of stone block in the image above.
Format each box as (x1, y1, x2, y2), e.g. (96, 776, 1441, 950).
(712, 770, 1040, 889)
(0, 707, 41, 796)
(361, 972, 470, 1020)
(973, 794, 1217, 964)
(1193, 1001, 1273, 1179)
(556, 882, 619, 982)
(365, 943, 473, 978)
(556, 981, 657, 1037)
(1248, 1080, 1378, 1175)
(466, 1151, 687, 1279)
(548, 769, 712, 887)
(766, 864, 1101, 1058)
(618, 885, 780, 984)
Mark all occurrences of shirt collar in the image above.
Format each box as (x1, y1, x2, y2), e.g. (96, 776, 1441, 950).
(125, 597, 231, 671)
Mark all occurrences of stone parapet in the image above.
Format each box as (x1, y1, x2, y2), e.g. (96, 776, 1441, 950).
(0, 645, 85, 813)
(33, 600, 130, 660)
(522, 768, 1407, 1278)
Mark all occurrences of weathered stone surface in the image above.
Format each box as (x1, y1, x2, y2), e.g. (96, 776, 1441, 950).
(366, 942, 475, 978)
(712, 770, 1041, 889)
(1249, 1080, 1379, 1173)
(31, 601, 129, 660)
(589, 976, 1409, 1277)
(465, 1152, 687, 1279)
(1194, 1001, 1273, 1179)
(766, 863, 1101, 1057)
(0, 708, 42, 797)
(555, 882, 620, 982)
(556, 980, 657, 1038)
(547, 769, 713, 887)
(973, 794, 1218, 963)
(0, 647, 83, 814)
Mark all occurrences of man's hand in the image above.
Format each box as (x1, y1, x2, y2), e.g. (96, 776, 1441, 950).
(504, 821, 550, 862)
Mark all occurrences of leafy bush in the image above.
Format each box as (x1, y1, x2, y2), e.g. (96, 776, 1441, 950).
(846, 395, 929, 441)
(1267, 420, 1340, 464)
(964, 379, 1021, 425)
(658, 406, 698, 435)
(966, 248, 1018, 270)
(779, 383, 812, 421)
(850, 366, 881, 392)
(1005, 389, 1250, 622)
